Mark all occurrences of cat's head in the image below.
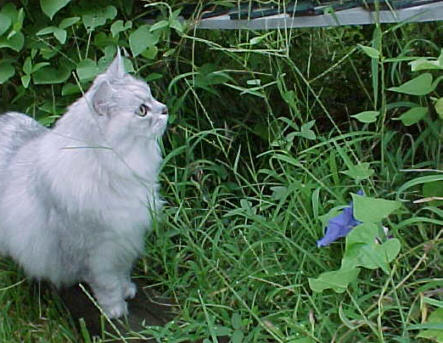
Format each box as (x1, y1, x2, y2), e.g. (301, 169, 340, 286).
(89, 50, 168, 143)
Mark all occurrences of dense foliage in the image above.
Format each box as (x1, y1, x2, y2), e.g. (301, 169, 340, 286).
(0, 1, 442, 342)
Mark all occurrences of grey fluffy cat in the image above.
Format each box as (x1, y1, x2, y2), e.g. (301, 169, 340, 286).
(0, 51, 167, 318)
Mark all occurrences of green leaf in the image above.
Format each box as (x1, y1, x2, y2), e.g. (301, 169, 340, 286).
(59, 16, 80, 29)
(351, 110, 379, 123)
(40, 0, 71, 20)
(343, 162, 374, 181)
(232, 330, 244, 343)
(31, 62, 50, 73)
(249, 32, 272, 45)
(141, 46, 158, 60)
(129, 25, 158, 57)
(435, 98, 443, 120)
(82, 5, 117, 31)
(308, 267, 360, 293)
(53, 27, 66, 44)
(169, 17, 184, 33)
(62, 82, 81, 96)
(0, 62, 15, 84)
(423, 180, 443, 207)
(352, 194, 401, 223)
(110, 20, 132, 37)
(36, 26, 58, 35)
(145, 73, 163, 82)
(76, 59, 99, 81)
(36, 26, 67, 44)
(33, 63, 71, 84)
(231, 313, 243, 330)
(0, 13, 12, 35)
(12, 8, 24, 33)
(342, 223, 401, 273)
(23, 57, 32, 75)
(388, 73, 434, 96)
(394, 106, 428, 126)
(358, 44, 380, 59)
(0, 31, 24, 51)
(397, 174, 443, 199)
(417, 308, 443, 342)
(21, 74, 30, 88)
(149, 20, 169, 32)
(290, 339, 314, 343)
(410, 57, 443, 71)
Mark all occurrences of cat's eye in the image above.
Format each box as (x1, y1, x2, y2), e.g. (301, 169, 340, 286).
(136, 104, 150, 117)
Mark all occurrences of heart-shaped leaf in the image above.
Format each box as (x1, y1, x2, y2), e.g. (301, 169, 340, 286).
(352, 194, 401, 223)
(0, 31, 24, 51)
(388, 73, 434, 96)
(82, 5, 117, 31)
(342, 223, 401, 273)
(110, 20, 132, 37)
(343, 162, 374, 181)
(394, 106, 428, 126)
(76, 59, 99, 81)
(309, 267, 360, 293)
(351, 110, 380, 123)
(33, 63, 71, 84)
(129, 25, 158, 57)
(40, 0, 71, 20)
(36, 26, 67, 44)
(59, 16, 79, 29)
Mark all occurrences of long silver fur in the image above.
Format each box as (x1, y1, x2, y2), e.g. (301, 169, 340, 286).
(0, 52, 167, 318)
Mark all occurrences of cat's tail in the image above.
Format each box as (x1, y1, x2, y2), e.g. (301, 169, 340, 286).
(0, 112, 48, 167)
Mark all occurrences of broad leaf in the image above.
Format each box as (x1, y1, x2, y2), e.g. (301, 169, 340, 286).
(40, 0, 71, 20)
(343, 162, 374, 181)
(149, 20, 169, 32)
(22, 57, 32, 75)
(59, 16, 80, 29)
(0, 31, 24, 51)
(36, 26, 67, 44)
(388, 73, 434, 96)
(352, 194, 401, 223)
(410, 57, 443, 71)
(0, 62, 15, 84)
(21, 74, 30, 88)
(308, 267, 360, 293)
(82, 5, 117, 31)
(417, 308, 443, 342)
(342, 223, 401, 273)
(394, 106, 428, 126)
(76, 59, 99, 81)
(33, 63, 71, 84)
(0, 13, 11, 35)
(129, 25, 158, 57)
(110, 20, 132, 37)
(351, 110, 379, 123)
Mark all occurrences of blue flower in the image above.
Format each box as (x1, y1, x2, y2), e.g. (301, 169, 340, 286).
(317, 191, 363, 248)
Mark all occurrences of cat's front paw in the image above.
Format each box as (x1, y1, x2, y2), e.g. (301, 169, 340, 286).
(123, 282, 137, 299)
(103, 300, 128, 319)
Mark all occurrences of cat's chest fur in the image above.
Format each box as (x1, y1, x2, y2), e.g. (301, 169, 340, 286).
(37, 129, 162, 235)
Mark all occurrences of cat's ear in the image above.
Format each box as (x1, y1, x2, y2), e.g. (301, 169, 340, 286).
(92, 81, 113, 115)
(105, 49, 125, 79)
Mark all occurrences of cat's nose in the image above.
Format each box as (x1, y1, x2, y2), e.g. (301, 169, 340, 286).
(161, 105, 168, 115)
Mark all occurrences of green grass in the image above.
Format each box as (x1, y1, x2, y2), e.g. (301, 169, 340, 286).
(0, 12, 442, 343)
